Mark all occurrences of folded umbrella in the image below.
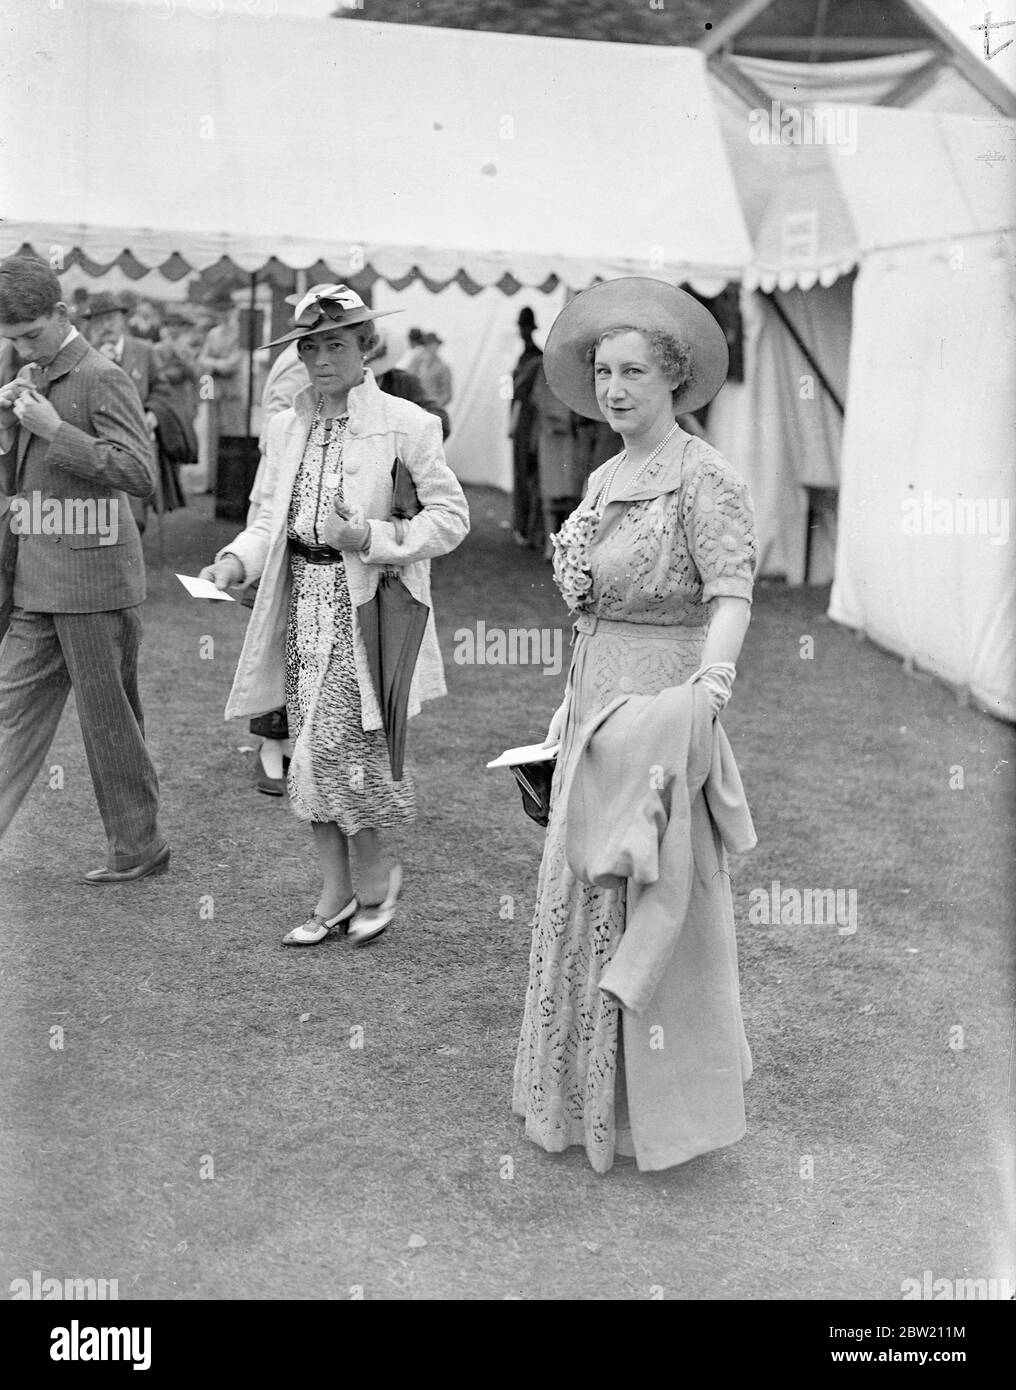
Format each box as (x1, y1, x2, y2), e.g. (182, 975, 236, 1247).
(357, 572, 429, 782)
(356, 457, 428, 781)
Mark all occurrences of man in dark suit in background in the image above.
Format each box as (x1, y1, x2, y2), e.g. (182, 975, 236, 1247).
(80, 291, 164, 533)
(0, 256, 168, 882)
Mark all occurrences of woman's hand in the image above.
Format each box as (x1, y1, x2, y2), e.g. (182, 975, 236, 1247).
(320, 500, 370, 551)
(543, 699, 568, 748)
(690, 663, 736, 715)
(199, 555, 244, 590)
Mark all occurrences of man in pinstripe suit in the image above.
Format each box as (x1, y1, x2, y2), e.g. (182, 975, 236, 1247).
(0, 257, 168, 882)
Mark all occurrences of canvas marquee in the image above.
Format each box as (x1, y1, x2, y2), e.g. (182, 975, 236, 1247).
(826, 105, 1015, 721)
(713, 93, 1015, 718)
(0, 5, 753, 493)
(0, 4, 750, 295)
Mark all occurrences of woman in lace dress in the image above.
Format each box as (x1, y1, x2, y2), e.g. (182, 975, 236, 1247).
(201, 286, 469, 947)
(512, 279, 757, 1173)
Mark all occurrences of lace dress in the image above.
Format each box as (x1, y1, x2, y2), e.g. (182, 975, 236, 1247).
(284, 411, 415, 832)
(511, 433, 757, 1172)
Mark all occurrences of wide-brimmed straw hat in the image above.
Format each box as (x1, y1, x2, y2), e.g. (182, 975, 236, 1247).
(262, 283, 400, 350)
(544, 277, 728, 420)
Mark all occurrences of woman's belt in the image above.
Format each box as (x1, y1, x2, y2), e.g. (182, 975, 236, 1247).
(288, 536, 345, 565)
(573, 612, 705, 641)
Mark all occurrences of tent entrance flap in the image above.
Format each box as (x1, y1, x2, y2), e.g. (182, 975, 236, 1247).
(764, 294, 845, 416)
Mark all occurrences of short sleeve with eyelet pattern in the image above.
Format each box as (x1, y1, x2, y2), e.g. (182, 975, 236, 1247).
(680, 450, 757, 604)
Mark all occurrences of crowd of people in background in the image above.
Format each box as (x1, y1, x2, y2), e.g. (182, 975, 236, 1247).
(62, 285, 245, 517)
(57, 294, 461, 523)
(508, 303, 719, 563)
(51, 285, 652, 566)
(46, 280, 715, 574)
(397, 327, 453, 411)
(509, 304, 618, 560)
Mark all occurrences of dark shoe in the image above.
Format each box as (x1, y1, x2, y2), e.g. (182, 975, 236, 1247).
(256, 771, 286, 796)
(82, 844, 170, 885)
(255, 752, 290, 797)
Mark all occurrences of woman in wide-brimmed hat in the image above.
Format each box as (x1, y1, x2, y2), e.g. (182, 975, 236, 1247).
(511, 277, 758, 1173)
(200, 285, 469, 946)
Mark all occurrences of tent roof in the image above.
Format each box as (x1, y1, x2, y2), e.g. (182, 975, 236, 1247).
(830, 105, 1016, 254)
(0, 6, 750, 293)
(713, 83, 1016, 289)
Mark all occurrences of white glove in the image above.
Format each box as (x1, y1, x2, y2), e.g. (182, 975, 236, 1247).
(690, 662, 736, 714)
(543, 700, 568, 748)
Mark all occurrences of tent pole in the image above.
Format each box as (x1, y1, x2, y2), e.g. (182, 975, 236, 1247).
(246, 270, 257, 439)
(803, 492, 815, 586)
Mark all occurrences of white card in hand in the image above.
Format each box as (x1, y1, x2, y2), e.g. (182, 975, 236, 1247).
(486, 742, 559, 770)
(176, 573, 236, 601)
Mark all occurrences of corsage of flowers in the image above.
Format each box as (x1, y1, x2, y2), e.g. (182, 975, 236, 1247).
(551, 507, 598, 612)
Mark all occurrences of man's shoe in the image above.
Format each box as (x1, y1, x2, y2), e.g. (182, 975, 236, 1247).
(82, 845, 170, 885)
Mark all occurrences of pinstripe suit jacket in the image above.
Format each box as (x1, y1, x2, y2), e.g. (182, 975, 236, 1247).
(0, 334, 155, 615)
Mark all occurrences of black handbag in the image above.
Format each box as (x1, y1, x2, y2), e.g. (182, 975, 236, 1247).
(510, 757, 557, 828)
(249, 707, 289, 740)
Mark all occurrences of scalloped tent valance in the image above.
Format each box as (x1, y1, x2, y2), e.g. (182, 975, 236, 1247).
(0, 7, 751, 297)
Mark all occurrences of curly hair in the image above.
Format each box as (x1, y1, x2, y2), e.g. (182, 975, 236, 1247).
(586, 325, 695, 400)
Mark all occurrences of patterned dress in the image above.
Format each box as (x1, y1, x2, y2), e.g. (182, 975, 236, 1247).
(512, 433, 757, 1173)
(284, 411, 415, 832)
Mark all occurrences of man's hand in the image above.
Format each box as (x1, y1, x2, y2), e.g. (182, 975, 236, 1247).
(144, 410, 158, 435)
(0, 381, 24, 429)
(12, 389, 61, 442)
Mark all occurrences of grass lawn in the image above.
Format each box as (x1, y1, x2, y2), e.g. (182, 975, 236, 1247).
(0, 489, 1012, 1301)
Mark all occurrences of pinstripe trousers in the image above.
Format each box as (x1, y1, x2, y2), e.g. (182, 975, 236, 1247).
(0, 606, 164, 869)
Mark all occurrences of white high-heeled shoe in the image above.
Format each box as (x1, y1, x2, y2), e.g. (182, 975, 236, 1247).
(281, 896, 358, 947)
(347, 864, 403, 947)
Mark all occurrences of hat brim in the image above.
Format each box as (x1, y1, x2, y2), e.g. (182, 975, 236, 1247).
(80, 302, 125, 321)
(260, 307, 401, 352)
(543, 278, 728, 421)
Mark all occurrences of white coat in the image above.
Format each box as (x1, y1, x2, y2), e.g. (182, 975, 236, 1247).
(218, 370, 469, 731)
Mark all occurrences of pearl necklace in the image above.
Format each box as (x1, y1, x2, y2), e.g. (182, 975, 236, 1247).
(597, 421, 680, 515)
